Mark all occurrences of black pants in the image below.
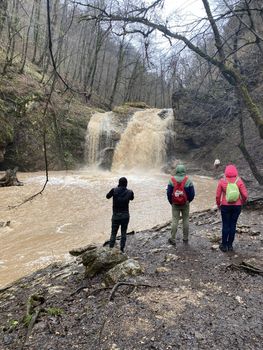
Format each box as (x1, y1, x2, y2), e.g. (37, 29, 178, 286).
(220, 205, 241, 248)
(109, 212, 130, 251)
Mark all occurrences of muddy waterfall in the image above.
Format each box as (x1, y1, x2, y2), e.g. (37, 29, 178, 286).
(85, 108, 176, 170)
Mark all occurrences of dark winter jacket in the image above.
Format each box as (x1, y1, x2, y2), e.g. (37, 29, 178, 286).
(106, 186, 134, 214)
(166, 164, 195, 205)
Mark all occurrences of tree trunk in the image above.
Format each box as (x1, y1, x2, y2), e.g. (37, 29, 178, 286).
(20, 2, 35, 73)
(238, 143, 263, 184)
(0, 168, 23, 187)
(238, 112, 263, 185)
(0, 0, 7, 35)
(32, 0, 42, 63)
(109, 37, 125, 108)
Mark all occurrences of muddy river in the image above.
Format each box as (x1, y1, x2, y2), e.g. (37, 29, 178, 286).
(0, 170, 217, 287)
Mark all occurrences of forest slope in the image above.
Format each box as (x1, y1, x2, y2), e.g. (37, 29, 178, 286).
(0, 53, 95, 171)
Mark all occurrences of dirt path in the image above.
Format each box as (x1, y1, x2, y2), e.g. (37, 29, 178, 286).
(0, 204, 262, 350)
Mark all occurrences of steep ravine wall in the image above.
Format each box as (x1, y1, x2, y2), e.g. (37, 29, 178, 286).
(171, 89, 263, 175)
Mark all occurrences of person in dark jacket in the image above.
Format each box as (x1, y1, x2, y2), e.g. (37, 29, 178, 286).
(106, 177, 134, 253)
(166, 164, 195, 246)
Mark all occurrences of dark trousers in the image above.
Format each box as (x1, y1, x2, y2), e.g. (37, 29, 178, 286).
(109, 212, 130, 251)
(220, 205, 241, 248)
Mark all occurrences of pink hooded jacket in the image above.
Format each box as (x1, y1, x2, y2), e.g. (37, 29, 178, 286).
(216, 165, 248, 206)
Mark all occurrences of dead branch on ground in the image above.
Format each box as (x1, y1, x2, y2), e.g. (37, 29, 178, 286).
(109, 281, 152, 301)
(228, 261, 263, 275)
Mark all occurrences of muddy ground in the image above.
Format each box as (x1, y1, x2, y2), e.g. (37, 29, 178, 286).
(0, 201, 262, 350)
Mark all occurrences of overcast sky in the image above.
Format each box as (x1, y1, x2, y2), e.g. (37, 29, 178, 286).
(163, 0, 205, 19)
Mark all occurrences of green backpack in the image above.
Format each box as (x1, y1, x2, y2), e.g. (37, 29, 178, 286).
(226, 177, 240, 203)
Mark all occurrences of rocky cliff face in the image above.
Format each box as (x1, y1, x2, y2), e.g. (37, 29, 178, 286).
(171, 88, 263, 174)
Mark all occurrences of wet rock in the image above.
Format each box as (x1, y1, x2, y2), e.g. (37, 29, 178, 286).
(164, 254, 179, 262)
(104, 259, 143, 285)
(99, 147, 115, 170)
(150, 248, 165, 254)
(69, 244, 98, 256)
(155, 266, 171, 273)
(250, 230, 261, 236)
(82, 247, 127, 278)
(0, 221, 11, 228)
(158, 109, 171, 119)
(208, 234, 221, 243)
(3, 334, 14, 346)
(48, 286, 66, 295)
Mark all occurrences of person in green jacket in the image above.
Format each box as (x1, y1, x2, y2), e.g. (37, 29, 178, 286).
(166, 164, 195, 246)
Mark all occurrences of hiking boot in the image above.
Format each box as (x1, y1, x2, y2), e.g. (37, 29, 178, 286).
(228, 245, 234, 252)
(183, 239, 189, 244)
(168, 238, 176, 246)
(120, 247, 125, 253)
(219, 244, 227, 252)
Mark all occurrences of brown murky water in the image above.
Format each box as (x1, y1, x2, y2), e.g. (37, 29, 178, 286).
(0, 170, 217, 287)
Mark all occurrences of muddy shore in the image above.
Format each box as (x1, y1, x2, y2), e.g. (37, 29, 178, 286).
(0, 200, 262, 350)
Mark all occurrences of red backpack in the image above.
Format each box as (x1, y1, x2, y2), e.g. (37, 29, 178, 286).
(171, 176, 188, 205)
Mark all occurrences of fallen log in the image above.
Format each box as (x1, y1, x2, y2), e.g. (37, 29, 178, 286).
(228, 261, 263, 275)
(0, 167, 23, 187)
(243, 197, 263, 210)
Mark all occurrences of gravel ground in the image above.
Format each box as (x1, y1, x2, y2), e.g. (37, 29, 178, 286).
(0, 203, 262, 350)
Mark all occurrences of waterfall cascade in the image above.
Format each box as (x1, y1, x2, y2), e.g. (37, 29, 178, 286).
(85, 112, 114, 165)
(85, 108, 175, 170)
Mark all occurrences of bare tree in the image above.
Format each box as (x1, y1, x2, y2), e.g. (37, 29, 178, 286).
(0, 0, 8, 35)
(78, 0, 263, 138)
(20, 1, 35, 73)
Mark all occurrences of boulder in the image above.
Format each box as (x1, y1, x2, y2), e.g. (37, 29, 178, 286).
(99, 147, 115, 170)
(69, 244, 98, 257)
(104, 259, 143, 285)
(82, 247, 127, 278)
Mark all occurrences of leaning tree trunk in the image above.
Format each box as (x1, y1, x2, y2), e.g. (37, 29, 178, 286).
(238, 112, 263, 185)
(238, 143, 263, 185)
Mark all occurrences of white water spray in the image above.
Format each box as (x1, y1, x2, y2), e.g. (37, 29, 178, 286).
(112, 109, 174, 170)
(85, 108, 175, 170)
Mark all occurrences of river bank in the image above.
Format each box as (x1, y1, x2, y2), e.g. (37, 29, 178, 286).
(0, 170, 217, 287)
(0, 201, 262, 350)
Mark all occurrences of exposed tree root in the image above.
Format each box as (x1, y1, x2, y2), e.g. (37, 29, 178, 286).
(109, 281, 152, 301)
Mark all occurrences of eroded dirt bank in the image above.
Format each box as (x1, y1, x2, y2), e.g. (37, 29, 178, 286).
(0, 203, 262, 350)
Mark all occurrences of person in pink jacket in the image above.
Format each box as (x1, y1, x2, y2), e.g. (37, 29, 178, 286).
(216, 164, 248, 252)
